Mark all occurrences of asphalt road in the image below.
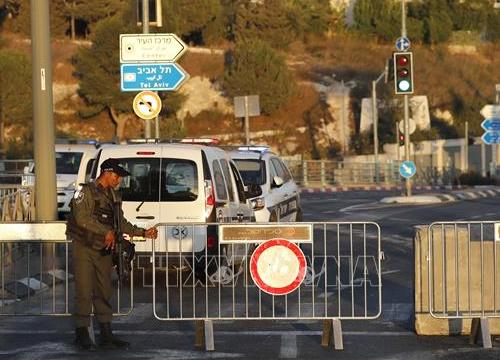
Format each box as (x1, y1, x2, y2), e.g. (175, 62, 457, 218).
(1, 190, 500, 359)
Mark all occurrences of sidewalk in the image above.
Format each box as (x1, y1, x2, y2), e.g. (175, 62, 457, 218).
(379, 186, 500, 204)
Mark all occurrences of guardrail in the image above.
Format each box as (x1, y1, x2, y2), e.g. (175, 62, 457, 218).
(152, 221, 382, 351)
(0, 222, 133, 318)
(0, 185, 34, 221)
(428, 221, 500, 348)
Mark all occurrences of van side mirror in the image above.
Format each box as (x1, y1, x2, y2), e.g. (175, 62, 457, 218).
(272, 176, 284, 188)
(245, 184, 262, 199)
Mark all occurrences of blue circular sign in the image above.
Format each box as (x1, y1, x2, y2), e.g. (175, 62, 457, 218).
(395, 37, 411, 52)
(399, 160, 416, 179)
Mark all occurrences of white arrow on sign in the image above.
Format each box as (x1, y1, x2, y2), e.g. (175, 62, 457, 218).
(120, 33, 187, 63)
(481, 104, 500, 119)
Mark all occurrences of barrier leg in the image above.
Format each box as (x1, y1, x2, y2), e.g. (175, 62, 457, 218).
(88, 316, 95, 345)
(195, 320, 204, 348)
(321, 320, 332, 347)
(204, 319, 215, 351)
(194, 320, 215, 351)
(321, 319, 343, 350)
(470, 317, 492, 348)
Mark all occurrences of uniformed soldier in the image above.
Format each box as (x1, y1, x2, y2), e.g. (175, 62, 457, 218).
(66, 158, 158, 350)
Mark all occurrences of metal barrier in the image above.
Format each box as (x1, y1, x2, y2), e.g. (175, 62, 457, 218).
(0, 186, 34, 221)
(152, 222, 382, 351)
(428, 221, 500, 348)
(0, 222, 133, 317)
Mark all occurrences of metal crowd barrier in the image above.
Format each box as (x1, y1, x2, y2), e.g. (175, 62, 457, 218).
(428, 221, 500, 348)
(0, 222, 133, 317)
(152, 221, 382, 351)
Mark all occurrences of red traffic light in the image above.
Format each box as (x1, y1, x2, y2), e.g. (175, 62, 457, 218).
(397, 55, 409, 66)
(399, 134, 405, 146)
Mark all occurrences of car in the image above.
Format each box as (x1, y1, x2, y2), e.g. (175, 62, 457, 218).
(85, 141, 260, 277)
(228, 146, 302, 222)
(22, 142, 99, 218)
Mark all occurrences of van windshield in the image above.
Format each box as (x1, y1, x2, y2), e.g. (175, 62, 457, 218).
(233, 159, 266, 185)
(30, 152, 84, 175)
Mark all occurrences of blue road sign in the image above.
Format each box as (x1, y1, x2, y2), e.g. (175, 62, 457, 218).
(481, 118, 500, 132)
(120, 63, 188, 91)
(481, 131, 500, 145)
(395, 36, 411, 51)
(399, 160, 416, 179)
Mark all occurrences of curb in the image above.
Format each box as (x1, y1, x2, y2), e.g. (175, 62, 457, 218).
(301, 185, 469, 193)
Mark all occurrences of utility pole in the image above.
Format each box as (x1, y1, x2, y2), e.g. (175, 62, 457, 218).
(372, 70, 386, 184)
(244, 96, 250, 145)
(31, 0, 57, 221)
(142, 0, 152, 139)
(465, 121, 469, 173)
(341, 80, 347, 153)
(401, 0, 412, 197)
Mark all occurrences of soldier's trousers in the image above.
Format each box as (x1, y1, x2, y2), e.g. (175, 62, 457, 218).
(73, 241, 113, 327)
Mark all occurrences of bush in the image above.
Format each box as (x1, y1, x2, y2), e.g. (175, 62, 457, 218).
(223, 39, 296, 115)
(458, 171, 495, 186)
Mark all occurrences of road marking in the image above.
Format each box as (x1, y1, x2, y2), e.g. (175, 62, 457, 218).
(279, 334, 297, 358)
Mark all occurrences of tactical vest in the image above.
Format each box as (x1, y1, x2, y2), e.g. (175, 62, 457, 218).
(66, 183, 119, 250)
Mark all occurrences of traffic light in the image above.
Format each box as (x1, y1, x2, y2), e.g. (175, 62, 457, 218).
(399, 133, 405, 146)
(393, 52, 414, 95)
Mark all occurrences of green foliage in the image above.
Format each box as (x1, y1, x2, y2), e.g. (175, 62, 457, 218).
(223, 39, 296, 115)
(73, 15, 135, 116)
(0, 50, 31, 125)
(450, 92, 484, 136)
(234, 0, 294, 50)
(161, 0, 225, 45)
(485, 11, 500, 42)
(423, 2, 453, 44)
(458, 171, 495, 186)
(285, 0, 333, 40)
(160, 118, 186, 140)
(353, 0, 400, 41)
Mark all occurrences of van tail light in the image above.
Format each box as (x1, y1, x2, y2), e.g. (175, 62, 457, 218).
(204, 180, 215, 219)
(207, 235, 216, 248)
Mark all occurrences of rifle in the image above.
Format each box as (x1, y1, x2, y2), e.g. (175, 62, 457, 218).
(110, 190, 135, 282)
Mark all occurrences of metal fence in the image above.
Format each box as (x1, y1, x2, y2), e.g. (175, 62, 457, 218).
(0, 222, 133, 317)
(152, 222, 382, 349)
(0, 185, 34, 221)
(428, 221, 500, 348)
(285, 160, 463, 187)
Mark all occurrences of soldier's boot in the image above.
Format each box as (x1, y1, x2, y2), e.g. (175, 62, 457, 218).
(98, 323, 129, 349)
(74, 327, 95, 351)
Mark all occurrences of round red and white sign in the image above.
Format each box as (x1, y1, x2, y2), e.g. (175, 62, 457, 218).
(250, 238, 306, 296)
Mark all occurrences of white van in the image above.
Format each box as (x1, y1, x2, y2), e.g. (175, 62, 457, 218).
(22, 143, 99, 216)
(87, 142, 259, 264)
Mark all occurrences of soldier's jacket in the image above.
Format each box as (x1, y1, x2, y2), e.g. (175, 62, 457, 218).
(66, 182, 144, 250)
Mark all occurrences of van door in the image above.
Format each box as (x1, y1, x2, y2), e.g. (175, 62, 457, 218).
(106, 148, 162, 255)
(159, 147, 205, 253)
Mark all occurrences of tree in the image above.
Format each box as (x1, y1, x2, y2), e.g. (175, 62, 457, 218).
(73, 10, 186, 141)
(353, 0, 401, 41)
(285, 0, 332, 40)
(234, 0, 294, 50)
(223, 39, 296, 115)
(161, 0, 225, 45)
(0, 50, 32, 158)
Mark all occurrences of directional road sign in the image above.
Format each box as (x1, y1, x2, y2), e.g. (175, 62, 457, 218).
(132, 91, 162, 120)
(121, 63, 189, 92)
(480, 104, 500, 119)
(395, 36, 411, 51)
(481, 131, 500, 145)
(120, 33, 187, 63)
(399, 160, 417, 179)
(481, 118, 500, 132)
(250, 238, 306, 296)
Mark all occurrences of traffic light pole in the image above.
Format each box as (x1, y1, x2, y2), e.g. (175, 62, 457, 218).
(401, 0, 412, 197)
